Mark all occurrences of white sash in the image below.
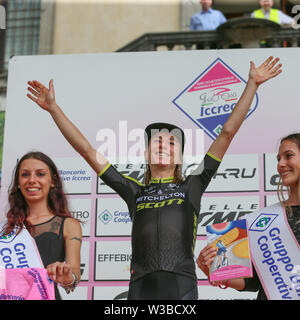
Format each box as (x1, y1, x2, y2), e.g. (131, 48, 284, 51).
(246, 203, 300, 300)
(0, 223, 44, 269)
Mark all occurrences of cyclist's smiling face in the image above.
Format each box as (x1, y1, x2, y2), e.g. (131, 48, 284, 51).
(146, 132, 182, 167)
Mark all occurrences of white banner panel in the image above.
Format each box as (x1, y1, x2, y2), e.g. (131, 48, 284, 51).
(197, 195, 260, 235)
(96, 197, 132, 236)
(95, 240, 131, 281)
(206, 154, 259, 192)
(69, 198, 91, 237)
(53, 157, 92, 195)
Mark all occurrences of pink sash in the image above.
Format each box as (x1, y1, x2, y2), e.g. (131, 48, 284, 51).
(0, 267, 55, 300)
(0, 224, 55, 300)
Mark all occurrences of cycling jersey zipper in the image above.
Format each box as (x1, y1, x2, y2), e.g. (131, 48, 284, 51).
(157, 180, 161, 256)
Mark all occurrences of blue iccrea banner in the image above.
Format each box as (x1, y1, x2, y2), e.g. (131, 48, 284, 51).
(172, 58, 258, 140)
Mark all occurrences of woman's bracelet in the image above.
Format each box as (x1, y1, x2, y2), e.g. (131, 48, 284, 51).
(218, 280, 230, 289)
(61, 272, 79, 294)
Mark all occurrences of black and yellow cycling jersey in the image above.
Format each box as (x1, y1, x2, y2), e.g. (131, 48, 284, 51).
(99, 152, 220, 286)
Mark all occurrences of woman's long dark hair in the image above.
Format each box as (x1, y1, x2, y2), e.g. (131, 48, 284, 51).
(4, 151, 73, 235)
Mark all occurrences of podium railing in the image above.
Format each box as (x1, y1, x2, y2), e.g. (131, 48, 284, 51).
(117, 18, 300, 52)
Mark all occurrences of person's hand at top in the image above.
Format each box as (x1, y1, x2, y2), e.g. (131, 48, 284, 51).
(249, 56, 282, 87)
(27, 79, 56, 113)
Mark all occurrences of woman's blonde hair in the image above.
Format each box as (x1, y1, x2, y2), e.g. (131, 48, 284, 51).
(144, 164, 184, 185)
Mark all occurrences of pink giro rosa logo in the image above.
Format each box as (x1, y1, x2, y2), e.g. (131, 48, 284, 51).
(172, 58, 258, 140)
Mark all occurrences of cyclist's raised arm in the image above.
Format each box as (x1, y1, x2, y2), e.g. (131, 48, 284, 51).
(27, 80, 108, 174)
(207, 56, 282, 161)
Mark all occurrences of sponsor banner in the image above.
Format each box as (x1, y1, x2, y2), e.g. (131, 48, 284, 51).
(69, 198, 91, 237)
(247, 203, 300, 300)
(94, 238, 208, 282)
(53, 157, 92, 195)
(97, 156, 207, 194)
(197, 195, 260, 235)
(80, 241, 90, 281)
(96, 195, 260, 238)
(95, 240, 131, 281)
(206, 154, 259, 192)
(96, 197, 132, 236)
(95, 195, 260, 237)
(172, 58, 258, 141)
(58, 285, 88, 300)
(0, 225, 43, 269)
(97, 154, 259, 194)
(2, 48, 300, 300)
(97, 162, 145, 194)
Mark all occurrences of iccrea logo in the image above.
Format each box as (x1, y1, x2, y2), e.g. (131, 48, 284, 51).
(249, 213, 278, 232)
(173, 58, 258, 140)
(256, 217, 271, 228)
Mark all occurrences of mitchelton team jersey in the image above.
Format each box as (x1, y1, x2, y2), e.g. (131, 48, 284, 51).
(99, 153, 221, 282)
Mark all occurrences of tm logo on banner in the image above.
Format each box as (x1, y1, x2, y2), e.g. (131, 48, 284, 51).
(249, 213, 278, 232)
(172, 58, 258, 140)
(98, 209, 113, 224)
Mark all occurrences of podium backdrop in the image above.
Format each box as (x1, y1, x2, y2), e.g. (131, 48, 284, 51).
(1, 48, 299, 299)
